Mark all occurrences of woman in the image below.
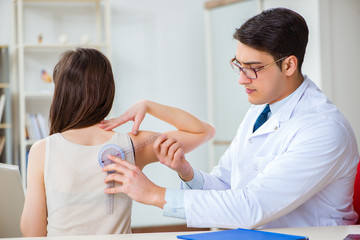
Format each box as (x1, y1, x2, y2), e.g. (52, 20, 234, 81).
(20, 48, 215, 236)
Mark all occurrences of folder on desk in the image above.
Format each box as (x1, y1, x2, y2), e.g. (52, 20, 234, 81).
(177, 228, 309, 240)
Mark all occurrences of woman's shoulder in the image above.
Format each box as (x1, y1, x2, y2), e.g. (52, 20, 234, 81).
(30, 133, 62, 152)
(29, 138, 47, 153)
(27, 138, 47, 173)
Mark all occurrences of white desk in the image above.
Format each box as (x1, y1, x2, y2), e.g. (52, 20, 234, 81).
(4, 225, 360, 240)
(266, 225, 360, 239)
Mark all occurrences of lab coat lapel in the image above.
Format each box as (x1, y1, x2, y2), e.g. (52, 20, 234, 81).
(277, 76, 309, 123)
(251, 76, 309, 137)
(251, 116, 280, 137)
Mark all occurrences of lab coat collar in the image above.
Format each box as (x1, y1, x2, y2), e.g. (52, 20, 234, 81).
(251, 76, 309, 137)
(277, 75, 309, 122)
(251, 114, 280, 137)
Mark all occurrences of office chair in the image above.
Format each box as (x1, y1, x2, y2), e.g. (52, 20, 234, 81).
(0, 163, 25, 238)
(353, 160, 360, 224)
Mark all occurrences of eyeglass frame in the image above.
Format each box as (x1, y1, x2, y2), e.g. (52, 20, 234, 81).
(230, 56, 288, 79)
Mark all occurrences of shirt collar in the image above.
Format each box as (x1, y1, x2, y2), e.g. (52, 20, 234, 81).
(268, 88, 297, 118)
(269, 75, 309, 121)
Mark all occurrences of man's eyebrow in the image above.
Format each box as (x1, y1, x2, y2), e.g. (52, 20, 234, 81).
(234, 56, 262, 65)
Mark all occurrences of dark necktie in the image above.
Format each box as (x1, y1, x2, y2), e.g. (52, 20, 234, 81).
(253, 104, 271, 132)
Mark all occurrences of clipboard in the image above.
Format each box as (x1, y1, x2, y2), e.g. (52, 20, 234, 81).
(177, 228, 309, 240)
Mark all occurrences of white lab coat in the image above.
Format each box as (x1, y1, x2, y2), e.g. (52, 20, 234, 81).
(184, 76, 359, 229)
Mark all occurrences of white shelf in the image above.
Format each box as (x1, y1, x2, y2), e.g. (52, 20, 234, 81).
(0, 83, 10, 88)
(0, 46, 13, 166)
(12, 0, 111, 186)
(24, 92, 53, 98)
(19, 43, 108, 51)
(22, 0, 100, 3)
(0, 123, 12, 129)
(25, 139, 37, 146)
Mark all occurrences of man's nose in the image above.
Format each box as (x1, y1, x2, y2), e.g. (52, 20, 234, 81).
(238, 72, 252, 85)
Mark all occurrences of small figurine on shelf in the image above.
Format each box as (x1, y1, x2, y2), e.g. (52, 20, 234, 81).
(41, 69, 52, 83)
(38, 33, 43, 44)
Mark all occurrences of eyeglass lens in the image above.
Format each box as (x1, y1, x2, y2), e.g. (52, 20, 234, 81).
(230, 60, 257, 79)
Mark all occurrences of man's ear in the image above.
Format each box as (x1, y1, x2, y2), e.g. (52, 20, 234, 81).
(283, 55, 298, 76)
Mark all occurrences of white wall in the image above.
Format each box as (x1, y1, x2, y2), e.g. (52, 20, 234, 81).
(0, 0, 11, 44)
(108, 0, 209, 227)
(205, 1, 256, 169)
(322, 0, 360, 147)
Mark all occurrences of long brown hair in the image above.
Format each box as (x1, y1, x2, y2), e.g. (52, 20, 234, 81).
(49, 48, 115, 134)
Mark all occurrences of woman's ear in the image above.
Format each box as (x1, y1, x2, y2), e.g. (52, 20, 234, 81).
(283, 55, 298, 77)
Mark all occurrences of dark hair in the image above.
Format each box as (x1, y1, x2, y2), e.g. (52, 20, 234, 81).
(49, 48, 115, 134)
(233, 8, 309, 72)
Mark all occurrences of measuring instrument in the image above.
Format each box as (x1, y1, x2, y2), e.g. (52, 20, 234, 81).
(98, 144, 124, 215)
(98, 133, 161, 215)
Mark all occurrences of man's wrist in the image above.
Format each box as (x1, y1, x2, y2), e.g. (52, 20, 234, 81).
(178, 166, 194, 182)
(163, 189, 186, 219)
(182, 169, 204, 190)
(153, 186, 167, 209)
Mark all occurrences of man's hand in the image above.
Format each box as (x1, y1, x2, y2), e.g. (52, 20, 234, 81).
(153, 135, 194, 182)
(100, 100, 147, 135)
(103, 154, 166, 208)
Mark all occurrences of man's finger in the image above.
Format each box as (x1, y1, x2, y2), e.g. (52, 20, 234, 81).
(168, 142, 181, 157)
(153, 135, 168, 153)
(104, 171, 127, 184)
(104, 185, 124, 194)
(106, 154, 135, 169)
(102, 155, 133, 174)
(160, 138, 176, 157)
(174, 148, 185, 162)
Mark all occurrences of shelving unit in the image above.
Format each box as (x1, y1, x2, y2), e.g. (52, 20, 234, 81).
(0, 46, 13, 165)
(12, 0, 111, 186)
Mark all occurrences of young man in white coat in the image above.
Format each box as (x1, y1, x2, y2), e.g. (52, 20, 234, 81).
(101, 8, 359, 229)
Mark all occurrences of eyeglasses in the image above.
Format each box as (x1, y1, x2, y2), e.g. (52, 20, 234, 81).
(230, 56, 287, 79)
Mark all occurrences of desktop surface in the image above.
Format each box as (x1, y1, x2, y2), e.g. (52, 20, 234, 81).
(2, 225, 360, 240)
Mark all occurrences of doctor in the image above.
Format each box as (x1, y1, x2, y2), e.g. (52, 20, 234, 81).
(101, 8, 359, 229)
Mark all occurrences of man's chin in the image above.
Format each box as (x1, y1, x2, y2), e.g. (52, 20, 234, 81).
(248, 97, 266, 105)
